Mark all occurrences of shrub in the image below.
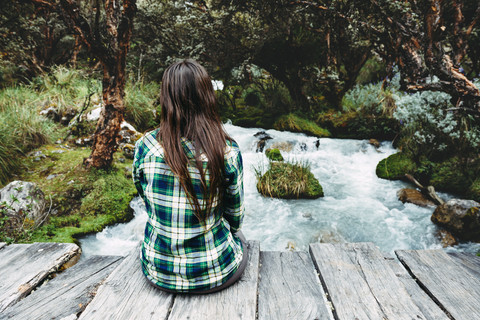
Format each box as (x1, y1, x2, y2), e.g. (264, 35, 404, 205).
(393, 86, 480, 160)
(376, 152, 417, 180)
(265, 148, 283, 161)
(274, 113, 330, 137)
(256, 161, 324, 199)
(0, 88, 55, 184)
(125, 80, 160, 132)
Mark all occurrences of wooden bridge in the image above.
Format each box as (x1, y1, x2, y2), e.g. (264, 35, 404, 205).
(1, 241, 479, 320)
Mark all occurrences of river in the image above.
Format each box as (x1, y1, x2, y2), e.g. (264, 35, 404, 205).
(79, 123, 480, 257)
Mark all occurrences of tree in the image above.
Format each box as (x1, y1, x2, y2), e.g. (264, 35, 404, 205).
(353, 0, 480, 115)
(34, 0, 137, 169)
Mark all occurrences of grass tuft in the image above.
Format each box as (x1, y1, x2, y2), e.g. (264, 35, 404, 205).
(256, 161, 324, 199)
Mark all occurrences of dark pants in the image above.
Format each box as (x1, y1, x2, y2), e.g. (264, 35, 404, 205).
(146, 231, 249, 295)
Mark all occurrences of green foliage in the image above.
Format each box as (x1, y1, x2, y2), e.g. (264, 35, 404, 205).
(265, 148, 283, 162)
(5, 144, 137, 243)
(468, 178, 480, 203)
(0, 90, 55, 184)
(125, 80, 160, 132)
(429, 158, 470, 195)
(80, 168, 136, 219)
(376, 152, 417, 180)
(256, 161, 323, 199)
(274, 114, 330, 137)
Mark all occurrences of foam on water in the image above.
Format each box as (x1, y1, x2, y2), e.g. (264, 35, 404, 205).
(79, 123, 480, 257)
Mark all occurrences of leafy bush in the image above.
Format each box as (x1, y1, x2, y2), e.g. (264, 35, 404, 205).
(393, 87, 480, 160)
(256, 161, 323, 199)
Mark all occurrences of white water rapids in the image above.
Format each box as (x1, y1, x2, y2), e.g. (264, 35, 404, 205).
(79, 123, 480, 257)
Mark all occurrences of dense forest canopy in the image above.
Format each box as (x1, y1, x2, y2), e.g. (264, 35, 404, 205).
(1, 0, 479, 164)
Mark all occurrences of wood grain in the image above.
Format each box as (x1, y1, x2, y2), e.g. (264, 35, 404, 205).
(310, 242, 427, 320)
(384, 256, 449, 320)
(77, 246, 174, 320)
(1, 255, 122, 320)
(0, 242, 80, 312)
(396, 249, 480, 320)
(257, 250, 332, 320)
(168, 241, 260, 320)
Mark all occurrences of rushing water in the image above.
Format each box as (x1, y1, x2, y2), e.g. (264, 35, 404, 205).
(79, 123, 480, 257)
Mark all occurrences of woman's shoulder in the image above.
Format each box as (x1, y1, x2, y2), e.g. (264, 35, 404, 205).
(135, 129, 164, 159)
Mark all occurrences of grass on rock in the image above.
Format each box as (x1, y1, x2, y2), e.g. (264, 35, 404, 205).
(256, 161, 324, 199)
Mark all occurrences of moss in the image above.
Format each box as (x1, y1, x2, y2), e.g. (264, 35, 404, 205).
(4, 143, 137, 244)
(256, 162, 324, 199)
(274, 113, 330, 137)
(468, 178, 480, 203)
(265, 148, 284, 161)
(376, 152, 417, 180)
(429, 158, 471, 195)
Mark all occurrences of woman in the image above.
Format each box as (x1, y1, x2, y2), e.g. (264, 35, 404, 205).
(132, 59, 247, 294)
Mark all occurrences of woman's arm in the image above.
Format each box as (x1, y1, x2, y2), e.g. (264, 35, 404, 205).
(223, 147, 244, 233)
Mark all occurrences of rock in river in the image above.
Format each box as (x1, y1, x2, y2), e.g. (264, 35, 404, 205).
(431, 199, 480, 241)
(397, 188, 435, 207)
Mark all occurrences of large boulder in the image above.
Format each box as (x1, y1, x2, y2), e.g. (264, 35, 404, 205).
(0, 181, 47, 226)
(431, 199, 480, 241)
(397, 188, 435, 207)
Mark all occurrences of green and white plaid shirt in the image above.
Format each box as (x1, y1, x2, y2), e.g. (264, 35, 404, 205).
(133, 129, 244, 292)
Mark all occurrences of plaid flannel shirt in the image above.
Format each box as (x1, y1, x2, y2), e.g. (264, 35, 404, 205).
(132, 129, 244, 292)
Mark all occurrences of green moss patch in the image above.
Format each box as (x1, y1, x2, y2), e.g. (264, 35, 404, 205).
(256, 162, 324, 199)
(265, 148, 284, 161)
(2, 144, 137, 244)
(376, 152, 417, 180)
(467, 178, 480, 203)
(274, 114, 330, 137)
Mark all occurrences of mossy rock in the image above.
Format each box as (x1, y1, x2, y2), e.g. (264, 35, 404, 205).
(265, 148, 284, 161)
(256, 162, 324, 199)
(274, 113, 330, 137)
(376, 152, 417, 180)
(8, 144, 137, 244)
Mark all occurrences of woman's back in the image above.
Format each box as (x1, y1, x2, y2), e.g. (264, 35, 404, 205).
(133, 127, 245, 292)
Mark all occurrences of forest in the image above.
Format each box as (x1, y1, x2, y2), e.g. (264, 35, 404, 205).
(0, 0, 479, 248)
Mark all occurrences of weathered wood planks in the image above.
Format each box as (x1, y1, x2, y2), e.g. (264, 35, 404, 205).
(384, 256, 450, 320)
(0, 242, 80, 312)
(396, 249, 480, 320)
(257, 250, 333, 320)
(168, 241, 260, 320)
(309, 242, 428, 320)
(77, 246, 174, 320)
(1, 255, 123, 320)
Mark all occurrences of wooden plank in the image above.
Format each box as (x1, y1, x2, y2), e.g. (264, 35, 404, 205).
(77, 246, 174, 320)
(447, 252, 480, 278)
(1, 255, 123, 320)
(384, 256, 450, 320)
(0, 242, 80, 312)
(309, 242, 428, 320)
(168, 241, 260, 320)
(257, 250, 332, 320)
(396, 249, 480, 320)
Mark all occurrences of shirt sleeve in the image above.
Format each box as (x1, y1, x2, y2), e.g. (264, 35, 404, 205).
(223, 146, 244, 233)
(132, 138, 145, 199)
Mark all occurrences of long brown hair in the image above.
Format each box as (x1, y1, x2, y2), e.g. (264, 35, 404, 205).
(157, 59, 232, 223)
